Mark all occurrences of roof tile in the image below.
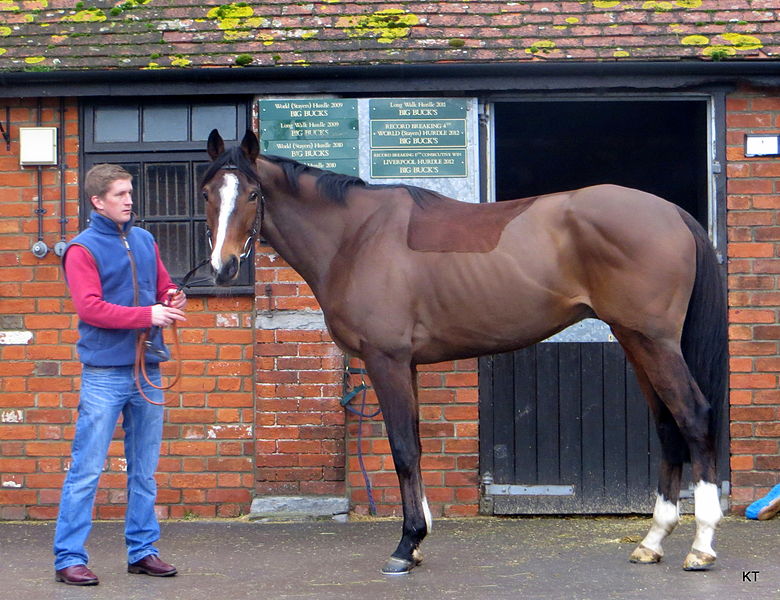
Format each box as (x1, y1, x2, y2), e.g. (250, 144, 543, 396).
(0, 1, 777, 73)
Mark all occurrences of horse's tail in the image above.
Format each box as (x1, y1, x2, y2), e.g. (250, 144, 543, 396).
(677, 208, 728, 447)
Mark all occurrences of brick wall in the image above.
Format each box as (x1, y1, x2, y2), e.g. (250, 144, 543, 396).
(254, 245, 346, 498)
(5, 85, 780, 521)
(725, 85, 780, 512)
(0, 98, 79, 520)
(0, 97, 255, 520)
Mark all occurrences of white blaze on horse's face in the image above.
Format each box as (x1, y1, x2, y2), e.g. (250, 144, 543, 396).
(210, 172, 239, 273)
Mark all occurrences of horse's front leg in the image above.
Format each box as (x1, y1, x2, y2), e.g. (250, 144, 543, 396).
(362, 348, 430, 575)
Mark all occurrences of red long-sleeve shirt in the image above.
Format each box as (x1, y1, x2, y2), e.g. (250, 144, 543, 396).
(64, 244, 177, 330)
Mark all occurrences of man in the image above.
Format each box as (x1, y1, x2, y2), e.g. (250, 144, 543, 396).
(54, 164, 186, 586)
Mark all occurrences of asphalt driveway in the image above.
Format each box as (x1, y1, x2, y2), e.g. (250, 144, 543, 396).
(2, 515, 777, 600)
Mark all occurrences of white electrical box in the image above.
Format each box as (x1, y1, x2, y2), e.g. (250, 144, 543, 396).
(745, 134, 780, 157)
(19, 126, 58, 166)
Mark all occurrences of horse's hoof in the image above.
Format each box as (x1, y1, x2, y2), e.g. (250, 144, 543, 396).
(381, 550, 422, 575)
(629, 544, 662, 564)
(381, 556, 415, 575)
(683, 549, 716, 571)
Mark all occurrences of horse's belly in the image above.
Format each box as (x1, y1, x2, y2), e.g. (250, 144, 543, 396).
(409, 256, 586, 362)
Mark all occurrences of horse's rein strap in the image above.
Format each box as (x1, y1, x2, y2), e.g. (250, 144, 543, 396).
(134, 258, 210, 405)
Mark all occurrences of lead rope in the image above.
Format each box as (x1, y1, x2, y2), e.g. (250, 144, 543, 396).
(342, 358, 381, 515)
(134, 258, 211, 405)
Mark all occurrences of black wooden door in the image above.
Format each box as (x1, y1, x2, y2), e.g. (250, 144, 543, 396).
(479, 97, 728, 514)
(479, 342, 661, 514)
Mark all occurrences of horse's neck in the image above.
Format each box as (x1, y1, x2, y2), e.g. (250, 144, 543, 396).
(259, 184, 347, 293)
(258, 162, 393, 293)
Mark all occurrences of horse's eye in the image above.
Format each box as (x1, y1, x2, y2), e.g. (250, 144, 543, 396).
(248, 191, 259, 202)
(202, 190, 209, 202)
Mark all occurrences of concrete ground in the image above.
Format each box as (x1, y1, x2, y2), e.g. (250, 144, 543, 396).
(1, 515, 778, 600)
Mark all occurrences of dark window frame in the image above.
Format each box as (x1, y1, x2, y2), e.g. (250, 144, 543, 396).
(80, 99, 254, 296)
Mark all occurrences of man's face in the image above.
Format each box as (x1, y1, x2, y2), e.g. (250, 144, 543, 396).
(92, 178, 133, 225)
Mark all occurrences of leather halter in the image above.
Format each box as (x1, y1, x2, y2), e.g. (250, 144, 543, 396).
(205, 225, 257, 261)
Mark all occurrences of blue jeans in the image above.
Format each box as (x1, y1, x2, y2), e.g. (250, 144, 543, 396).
(53, 365, 164, 570)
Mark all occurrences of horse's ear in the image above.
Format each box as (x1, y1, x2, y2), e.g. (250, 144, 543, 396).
(240, 129, 260, 163)
(207, 129, 224, 161)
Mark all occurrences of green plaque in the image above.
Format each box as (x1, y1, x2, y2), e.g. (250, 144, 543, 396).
(261, 99, 358, 121)
(263, 119, 358, 141)
(370, 119, 466, 149)
(263, 140, 358, 161)
(369, 98, 469, 178)
(259, 99, 358, 175)
(371, 150, 467, 178)
(369, 98, 467, 120)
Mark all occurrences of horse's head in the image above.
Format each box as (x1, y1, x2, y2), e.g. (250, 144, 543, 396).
(202, 129, 262, 285)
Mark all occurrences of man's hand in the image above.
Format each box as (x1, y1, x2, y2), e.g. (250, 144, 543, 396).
(165, 289, 187, 309)
(150, 304, 186, 327)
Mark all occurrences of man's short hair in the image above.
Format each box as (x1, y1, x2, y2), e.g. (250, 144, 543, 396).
(85, 164, 133, 208)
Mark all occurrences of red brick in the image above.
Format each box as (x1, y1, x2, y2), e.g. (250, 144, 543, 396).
(25, 473, 65, 488)
(753, 163, 780, 178)
(756, 456, 780, 470)
(27, 506, 59, 520)
(443, 405, 478, 420)
(168, 441, 218, 455)
(728, 113, 773, 128)
(0, 458, 37, 473)
(728, 242, 775, 258)
(753, 195, 780, 209)
(751, 98, 780, 111)
(167, 409, 216, 423)
(731, 373, 777, 389)
(729, 309, 776, 323)
(753, 390, 780, 404)
(444, 503, 478, 517)
(729, 341, 777, 356)
(170, 473, 218, 488)
(206, 488, 252, 503)
(755, 422, 780, 437)
(25, 409, 72, 423)
(730, 357, 752, 372)
(731, 406, 778, 421)
(731, 275, 776, 289)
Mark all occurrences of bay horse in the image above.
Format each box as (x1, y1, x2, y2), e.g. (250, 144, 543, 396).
(201, 129, 727, 575)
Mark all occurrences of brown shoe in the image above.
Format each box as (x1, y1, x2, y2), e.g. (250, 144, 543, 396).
(128, 554, 177, 577)
(55, 564, 99, 586)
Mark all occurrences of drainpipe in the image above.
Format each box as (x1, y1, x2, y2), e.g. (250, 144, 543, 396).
(53, 98, 68, 257)
(30, 99, 49, 259)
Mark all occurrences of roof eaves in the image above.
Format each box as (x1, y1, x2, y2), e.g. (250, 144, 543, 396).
(2, 60, 780, 99)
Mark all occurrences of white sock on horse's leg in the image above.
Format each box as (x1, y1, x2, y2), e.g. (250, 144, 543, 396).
(691, 481, 721, 557)
(640, 493, 679, 556)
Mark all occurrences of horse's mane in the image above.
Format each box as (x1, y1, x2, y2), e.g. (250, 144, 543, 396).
(261, 153, 446, 207)
(202, 147, 447, 207)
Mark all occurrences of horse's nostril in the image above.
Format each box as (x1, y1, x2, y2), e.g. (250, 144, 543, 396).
(215, 255, 239, 285)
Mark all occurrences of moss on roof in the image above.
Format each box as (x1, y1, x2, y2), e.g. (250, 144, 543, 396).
(0, 0, 777, 72)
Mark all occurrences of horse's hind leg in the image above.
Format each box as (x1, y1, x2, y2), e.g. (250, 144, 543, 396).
(614, 327, 721, 571)
(361, 348, 429, 575)
(629, 371, 684, 564)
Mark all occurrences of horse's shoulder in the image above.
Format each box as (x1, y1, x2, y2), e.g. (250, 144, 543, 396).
(406, 192, 535, 253)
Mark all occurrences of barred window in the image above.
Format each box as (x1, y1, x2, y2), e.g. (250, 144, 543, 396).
(81, 99, 253, 294)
